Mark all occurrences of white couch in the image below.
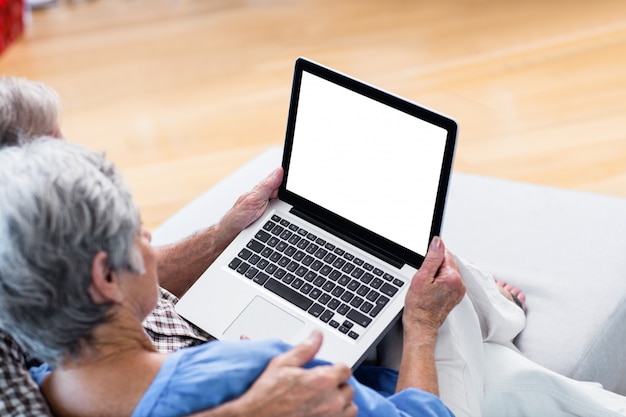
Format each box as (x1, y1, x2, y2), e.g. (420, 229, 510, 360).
(152, 146, 626, 395)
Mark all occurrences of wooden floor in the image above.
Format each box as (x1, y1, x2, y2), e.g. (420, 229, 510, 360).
(2, 0, 626, 230)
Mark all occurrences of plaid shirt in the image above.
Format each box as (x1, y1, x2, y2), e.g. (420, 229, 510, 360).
(0, 287, 213, 416)
(143, 287, 214, 352)
(0, 330, 52, 417)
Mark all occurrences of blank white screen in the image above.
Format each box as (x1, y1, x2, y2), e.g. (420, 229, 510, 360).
(286, 72, 448, 256)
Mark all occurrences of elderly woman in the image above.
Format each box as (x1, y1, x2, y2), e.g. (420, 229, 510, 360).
(0, 75, 359, 417)
(0, 138, 463, 416)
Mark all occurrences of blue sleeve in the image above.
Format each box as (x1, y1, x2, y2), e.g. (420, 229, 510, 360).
(133, 339, 292, 417)
(134, 340, 454, 417)
(311, 360, 455, 417)
(351, 380, 456, 417)
(29, 362, 53, 385)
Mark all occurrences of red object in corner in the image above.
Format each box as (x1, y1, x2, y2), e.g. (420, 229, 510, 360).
(0, 0, 24, 55)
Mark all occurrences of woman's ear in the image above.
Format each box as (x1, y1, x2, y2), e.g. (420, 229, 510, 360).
(89, 251, 123, 304)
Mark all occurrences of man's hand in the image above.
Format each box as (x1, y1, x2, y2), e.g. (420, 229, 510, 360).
(396, 236, 465, 395)
(190, 331, 358, 417)
(218, 167, 283, 240)
(156, 168, 283, 297)
(403, 236, 465, 334)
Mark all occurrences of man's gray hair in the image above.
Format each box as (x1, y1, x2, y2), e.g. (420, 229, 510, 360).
(0, 76, 62, 147)
(0, 138, 144, 366)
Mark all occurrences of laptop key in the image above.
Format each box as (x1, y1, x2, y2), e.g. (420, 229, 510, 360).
(255, 230, 271, 242)
(318, 293, 332, 305)
(244, 267, 259, 279)
(320, 310, 334, 323)
(380, 283, 399, 297)
(337, 303, 350, 315)
(247, 239, 264, 253)
(253, 272, 270, 285)
(347, 309, 372, 328)
(327, 298, 341, 310)
(236, 262, 250, 274)
(301, 283, 313, 294)
(360, 272, 374, 284)
(359, 301, 374, 314)
(370, 295, 389, 317)
(265, 278, 313, 311)
(282, 273, 295, 284)
(228, 258, 242, 270)
(308, 303, 324, 317)
(271, 225, 284, 236)
(349, 296, 364, 309)
(238, 248, 253, 260)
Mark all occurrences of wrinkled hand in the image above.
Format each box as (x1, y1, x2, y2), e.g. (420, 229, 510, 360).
(219, 167, 283, 239)
(233, 331, 357, 417)
(403, 237, 465, 335)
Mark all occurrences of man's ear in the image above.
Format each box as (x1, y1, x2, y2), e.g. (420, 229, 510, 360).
(89, 251, 123, 304)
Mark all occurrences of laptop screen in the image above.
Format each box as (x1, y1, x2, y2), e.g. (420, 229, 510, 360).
(281, 58, 457, 268)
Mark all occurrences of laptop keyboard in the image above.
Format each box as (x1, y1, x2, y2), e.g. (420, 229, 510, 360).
(228, 214, 405, 340)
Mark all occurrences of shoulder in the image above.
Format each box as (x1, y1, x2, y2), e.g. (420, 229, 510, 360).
(133, 339, 292, 417)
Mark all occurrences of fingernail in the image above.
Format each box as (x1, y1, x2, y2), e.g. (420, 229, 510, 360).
(306, 330, 322, 345)
(430, 236, 441, 250)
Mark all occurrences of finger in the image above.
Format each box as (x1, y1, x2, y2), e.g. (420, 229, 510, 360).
(271, 330, 323, 368)
(339, 383, 357, 416)
(253, 167, 283, 200)
(418, 236, 445, 279)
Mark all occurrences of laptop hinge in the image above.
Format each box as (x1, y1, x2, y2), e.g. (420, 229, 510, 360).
(290, 207, 404, 269)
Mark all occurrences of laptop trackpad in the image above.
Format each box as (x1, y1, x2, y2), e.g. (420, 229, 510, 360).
(223, 296, 305, 341)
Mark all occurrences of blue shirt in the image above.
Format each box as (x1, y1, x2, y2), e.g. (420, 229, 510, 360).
(32, 339, 454, 417)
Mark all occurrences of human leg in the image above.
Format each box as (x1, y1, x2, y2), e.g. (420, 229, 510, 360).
(376, 255, 526, 416)
(483, 342, 626, 417)
(378, 295, 485, 417)
(452, 255, 526, 344)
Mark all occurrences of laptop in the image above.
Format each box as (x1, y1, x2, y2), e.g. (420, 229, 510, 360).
(175, 57, 457, 368)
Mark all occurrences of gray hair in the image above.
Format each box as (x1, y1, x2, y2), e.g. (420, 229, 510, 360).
(0, 76, 62, 147)
(0, 138, 144, 366)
